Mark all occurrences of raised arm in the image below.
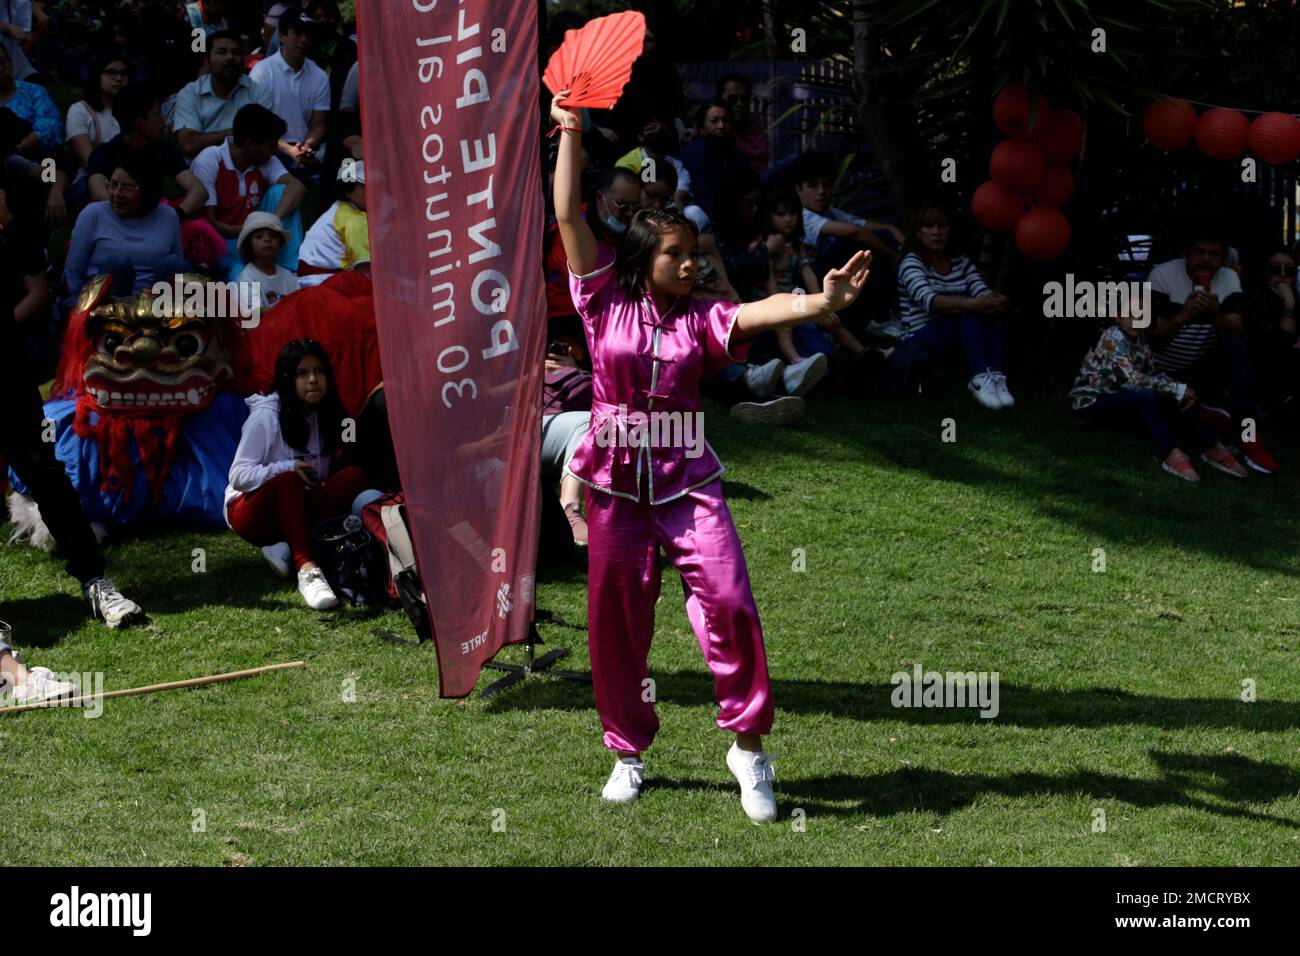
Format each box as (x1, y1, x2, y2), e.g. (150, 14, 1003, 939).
(735, 250, 871, 339)
(549, 91, 597, 277)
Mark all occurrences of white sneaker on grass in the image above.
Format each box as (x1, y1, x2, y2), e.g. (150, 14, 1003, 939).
(743, 359, 785, 398)
(730, 395, 806, 426)
(12, 667, 78, 705)
(297, 566, 339, 610)
(601, 756, 645, 803)
(781, 353, 829, 397)
(726, 741, 777, 823)
(83, 577, 144, 628)
(261, 542, 293, 579)
(991, 371, 1015, 408)
(968, 370, 1003, 410)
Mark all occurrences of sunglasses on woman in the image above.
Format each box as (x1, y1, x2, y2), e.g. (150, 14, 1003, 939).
(1268, 262, 1296, 276)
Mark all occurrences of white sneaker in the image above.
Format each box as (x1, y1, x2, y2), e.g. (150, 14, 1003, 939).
(781, 353, 829, 397)
(726, 742, 777, 823)
(261, 542, 293, 579)
(601, 756, 645, 803)
(991, 371, 1015, 408)
(13, 666, 78, 705)
(730, 395, 806, 426)
(82, 577, 144, 628)
(297, 566, 339, 610)
(968, 371, 1003, 410)
(743, 359, 785, 398)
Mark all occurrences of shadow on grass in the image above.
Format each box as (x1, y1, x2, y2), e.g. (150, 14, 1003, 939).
(717, 375, 1300, 576)
(484, 668, 1300, 733)
(649, 750, 1300, 828)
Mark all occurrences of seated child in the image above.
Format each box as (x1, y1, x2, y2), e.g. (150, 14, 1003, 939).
(225, 339, 371, 609)
(1070, 312, 1249, 481)
(297, 161, 368, 287)
(236, 212, 299, 318)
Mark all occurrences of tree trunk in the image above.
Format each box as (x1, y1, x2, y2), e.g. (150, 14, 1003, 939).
(852, 0, 918, 215)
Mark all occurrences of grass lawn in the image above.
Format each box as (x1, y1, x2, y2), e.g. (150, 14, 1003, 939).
(2, 356, 1298, 866)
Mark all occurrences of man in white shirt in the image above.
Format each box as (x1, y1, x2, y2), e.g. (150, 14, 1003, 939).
(174, 30, 275, 158)
(1148, 230, 1277, 474)
(249, 8, 329, 177)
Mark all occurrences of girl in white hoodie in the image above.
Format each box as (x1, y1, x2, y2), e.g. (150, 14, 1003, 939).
(225, 339, 370, 609)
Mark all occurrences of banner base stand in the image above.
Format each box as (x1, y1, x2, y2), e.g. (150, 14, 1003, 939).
(480, 611, 591, 698)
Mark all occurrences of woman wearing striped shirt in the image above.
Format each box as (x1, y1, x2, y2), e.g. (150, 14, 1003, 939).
(888, 203, 1014, 408)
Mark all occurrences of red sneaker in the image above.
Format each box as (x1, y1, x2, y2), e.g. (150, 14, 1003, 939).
(1162, 449, 1200, 482)
(1200, 446, 1249, 478)
(1237, 438, 1278, 475)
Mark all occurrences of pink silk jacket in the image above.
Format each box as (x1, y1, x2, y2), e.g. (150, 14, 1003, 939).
(564, 242, 752, 505)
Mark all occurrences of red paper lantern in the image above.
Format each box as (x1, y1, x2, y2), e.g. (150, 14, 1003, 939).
(1248, 111, 1300, 164)
(1037, 109, 1085, 162)
(1195, 108, 1250, 160)
(971, 180, 1026, 232)
(1032, 164, 1074, 208)
(1143, 98, 1197, 151)
(1015, 208, 1070, 262)
(989, 139, 1046, 195)
(993, 84, 1050, 140)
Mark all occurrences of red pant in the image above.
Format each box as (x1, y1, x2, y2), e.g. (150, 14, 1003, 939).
(228, 466, 371, 569)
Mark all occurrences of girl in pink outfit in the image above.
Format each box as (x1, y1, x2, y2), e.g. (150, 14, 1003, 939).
(550, 92, 871, 822)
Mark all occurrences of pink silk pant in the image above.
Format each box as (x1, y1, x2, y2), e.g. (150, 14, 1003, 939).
(584, 479, 775, 754)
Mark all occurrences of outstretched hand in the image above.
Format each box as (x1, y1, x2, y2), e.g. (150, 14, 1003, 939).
(550, 91, 581, 131)
(822, 250, 872, 312)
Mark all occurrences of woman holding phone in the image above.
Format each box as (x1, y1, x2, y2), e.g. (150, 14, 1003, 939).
(549, 90, 871, 821)
(225, 339, 370, 610)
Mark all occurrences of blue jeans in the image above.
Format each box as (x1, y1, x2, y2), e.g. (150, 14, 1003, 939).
(1179, 335, 1261, 426)
(1074, 388, 1218, 458)
(886, 313, 1006, 390)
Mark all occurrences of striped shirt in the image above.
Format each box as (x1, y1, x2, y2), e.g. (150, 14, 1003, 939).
(1147, 259, 1243, 374)
(897, 252, 992, 336)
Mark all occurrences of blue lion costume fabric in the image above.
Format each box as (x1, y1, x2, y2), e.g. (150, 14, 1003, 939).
(9, 391, 248, 528)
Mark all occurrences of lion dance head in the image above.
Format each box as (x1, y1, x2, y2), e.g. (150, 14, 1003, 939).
(55, 274, 242, 502)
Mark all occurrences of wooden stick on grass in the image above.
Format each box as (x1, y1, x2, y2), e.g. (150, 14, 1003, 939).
(0, 661, 307, 715)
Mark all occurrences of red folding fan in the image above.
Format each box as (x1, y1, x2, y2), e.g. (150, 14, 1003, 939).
(543, 10, 647, 110)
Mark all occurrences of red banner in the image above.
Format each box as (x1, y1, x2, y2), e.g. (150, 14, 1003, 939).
(357, 0, 545, 696)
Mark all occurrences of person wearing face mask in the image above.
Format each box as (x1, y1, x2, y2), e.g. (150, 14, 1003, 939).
(680, 98, 751, 221)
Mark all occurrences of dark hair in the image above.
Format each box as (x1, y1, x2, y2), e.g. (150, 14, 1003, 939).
(232, 103, 287, 147)
(1183, 229, 1229, 253)
(82, 51, 129, 112)
(274, 339, 346, 455)
(112, 148, 165, 212)
(759, 186, 803, 240)
(644, 159, 677, 190)
(902, 201, 954, 256)
(715, 73, 752, 98)
(615, 208, 698, 298)
(206, 29, 244, 56)
(789, 150, 837, 188)
(598, 166, 641, 195)
(114, 83, 160, 133)
(695, 98, 732, 128)
(308, 0, 341, 17)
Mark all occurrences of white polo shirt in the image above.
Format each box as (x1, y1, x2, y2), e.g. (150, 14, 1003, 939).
(249, 50, 331, 143)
